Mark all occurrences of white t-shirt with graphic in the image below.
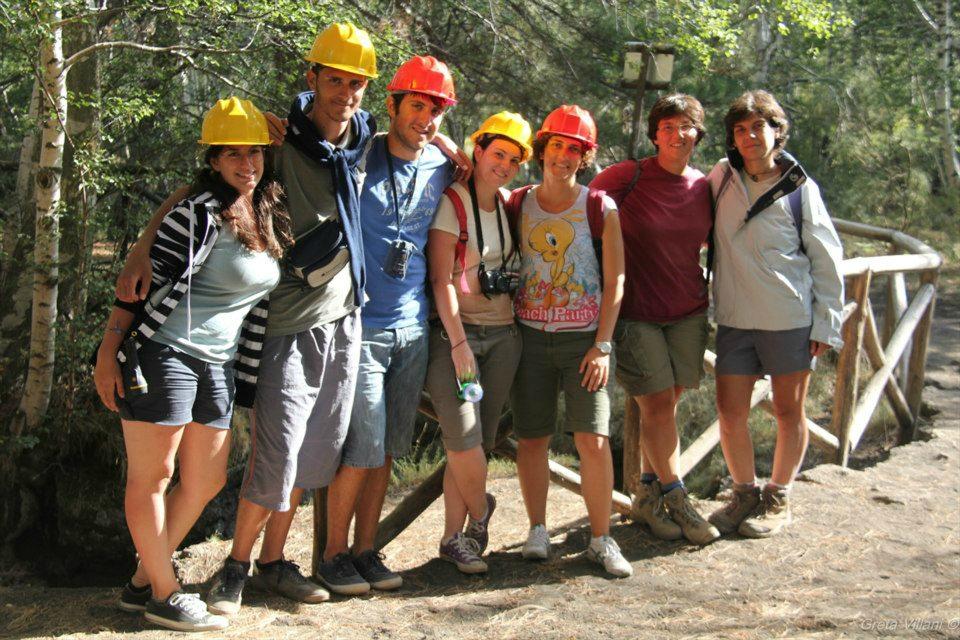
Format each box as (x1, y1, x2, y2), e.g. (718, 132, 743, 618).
(514, 184, 616, 332)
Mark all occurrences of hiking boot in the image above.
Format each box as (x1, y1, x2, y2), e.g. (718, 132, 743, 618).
(708, 484, 762, 534)
(738, 485, 792, 538)
(464, 493, 497, 554)
(317, 552, 370, 596)
(145, 591, 229, 632)
(439, 532, 488, 574)
(353, 550, 403, 590)
(662, 486, 721, 545)
(521, 524, 550, 560)
(206, 558, 249, 615)
(585, 535, 633, 578)
(631, 481, 683, 541)
(118, 581, 151, 612)
(249, 558, 330, 603)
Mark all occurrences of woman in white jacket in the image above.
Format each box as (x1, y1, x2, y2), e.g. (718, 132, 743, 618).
(706, 90, 844, 538)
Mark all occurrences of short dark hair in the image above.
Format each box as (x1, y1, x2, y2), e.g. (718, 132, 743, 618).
(531, 133, 597, 176)
(724, 90, 790, 149)
(473, 133, 524, 162)
(389, 92, 446, 111)
(647, 93, 706, 146)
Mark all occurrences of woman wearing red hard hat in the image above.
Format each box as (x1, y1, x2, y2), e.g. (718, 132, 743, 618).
(505, 105, 631, 578)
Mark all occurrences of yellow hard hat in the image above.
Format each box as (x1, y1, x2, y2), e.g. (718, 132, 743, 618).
(305, 22, 378, 78)
(199, 97, 269, 145)
(470, 111, 534, 162)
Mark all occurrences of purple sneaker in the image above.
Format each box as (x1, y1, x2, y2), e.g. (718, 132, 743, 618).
(464, 493, 496, 554)
(439, 533, 488, 574)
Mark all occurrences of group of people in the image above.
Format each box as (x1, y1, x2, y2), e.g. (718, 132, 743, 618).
(92, 21, 845, 633)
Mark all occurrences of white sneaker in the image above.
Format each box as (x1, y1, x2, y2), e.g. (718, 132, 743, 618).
(521, 524, 550, 560)
(585, 535, 633, 578)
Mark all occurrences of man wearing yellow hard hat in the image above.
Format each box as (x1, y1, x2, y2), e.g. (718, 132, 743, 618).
(115, 22, 380, 615)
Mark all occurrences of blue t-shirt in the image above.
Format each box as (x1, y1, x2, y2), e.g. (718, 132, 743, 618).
(360, 137, 453, 328)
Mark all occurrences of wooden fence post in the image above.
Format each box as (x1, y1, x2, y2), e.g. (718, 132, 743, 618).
(904, 270, 940, 442)
(622, 397, 641, 499)
(883, 270, 910, 391)
(831, 270, 871, 466)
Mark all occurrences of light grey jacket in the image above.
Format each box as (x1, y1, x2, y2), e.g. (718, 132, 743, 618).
(708, 158, 845, 348)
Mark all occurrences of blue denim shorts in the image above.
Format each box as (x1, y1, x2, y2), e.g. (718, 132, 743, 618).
(342, 321, 429, 468)
(118, 339, 235, 429)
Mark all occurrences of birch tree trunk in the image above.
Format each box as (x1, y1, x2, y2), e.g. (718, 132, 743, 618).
(938, 0, 959, 193)
(16, 2, 67, 433)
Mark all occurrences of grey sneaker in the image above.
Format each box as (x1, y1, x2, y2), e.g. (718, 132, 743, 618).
(585, 535, 633, 578)
(464, 493, 497, 554)
(439, 533, 488, 574)
(738, 486, 792, 538)
(206, 558, 249, 615)
(662, 486, 721, 545)
(521, 524, 550, 560)
(631, 481, 683, 541)
(144, 591, 229, 632)
(118, 581, 151, 612)
(708, 484, 762, 534)
(317, 552, 370, 596)
(249, 558, 330, 603)
(353, 550, 402, 590)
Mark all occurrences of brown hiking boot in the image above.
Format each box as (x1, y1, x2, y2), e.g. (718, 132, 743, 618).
(630, 481, 682, 541)
(662, 486, 721, 545)
(708, 484, 761, 534)
(738, 485, 792, 538)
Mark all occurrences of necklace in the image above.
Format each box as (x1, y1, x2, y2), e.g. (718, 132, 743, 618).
(746, 167, 780, 182)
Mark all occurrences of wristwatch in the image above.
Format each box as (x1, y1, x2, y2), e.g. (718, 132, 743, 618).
(594, 341, 613, 355)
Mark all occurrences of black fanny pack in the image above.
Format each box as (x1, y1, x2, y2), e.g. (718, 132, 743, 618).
(287, 218, 350, 288)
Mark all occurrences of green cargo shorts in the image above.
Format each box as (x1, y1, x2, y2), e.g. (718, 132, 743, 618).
(511, 325, 610, 439)
(614, 313, 709, 398)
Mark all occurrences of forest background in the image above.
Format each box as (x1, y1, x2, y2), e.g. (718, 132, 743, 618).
(0, 0, 956, 581)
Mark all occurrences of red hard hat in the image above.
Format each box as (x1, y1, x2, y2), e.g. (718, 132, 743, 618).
(386, 55, 458, 105)
(536, 104, 598, 149)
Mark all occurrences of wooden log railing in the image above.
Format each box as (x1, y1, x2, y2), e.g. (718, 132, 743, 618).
(311, 218, 941, 572)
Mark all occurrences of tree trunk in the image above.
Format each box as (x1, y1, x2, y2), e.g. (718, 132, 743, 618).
(16, 1, 67, 434)
(938, 0, 960, 194)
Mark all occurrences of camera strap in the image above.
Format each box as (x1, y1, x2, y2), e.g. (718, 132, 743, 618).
(384, 140, 421, 241)
(467, 178, 508, 272)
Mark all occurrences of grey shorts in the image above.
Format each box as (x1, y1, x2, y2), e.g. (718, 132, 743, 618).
(511, 325, 610, 439)
(119, 338, 235, 429)
(614, 314, 709, 397)
(424, 323, 522, 452)
(241, 310, 361, 512)
(715, 325, 815, 377)
(342, 321, 429, 468)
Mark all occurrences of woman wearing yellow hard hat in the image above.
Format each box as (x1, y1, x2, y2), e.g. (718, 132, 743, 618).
(505, 105, 631, 578)
(424, 111, 531, 574)
(93, 96, 291, 632)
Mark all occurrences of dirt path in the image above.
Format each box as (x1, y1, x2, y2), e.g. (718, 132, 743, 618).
(2, 282, 958, 639)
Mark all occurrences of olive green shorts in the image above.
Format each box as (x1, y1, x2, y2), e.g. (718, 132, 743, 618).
(614, 313, 709, 397)
(511, 325, 610, 439)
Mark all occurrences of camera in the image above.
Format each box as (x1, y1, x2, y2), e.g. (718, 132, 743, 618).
(478, 267, 518, 295)
(384, 239, 415, 279)
(121, 335, 149, 398)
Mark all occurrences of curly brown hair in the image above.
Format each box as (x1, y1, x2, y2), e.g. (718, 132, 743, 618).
(195, 146, 292, 259)
(723, 90, 790, 150)
(531, 133, 597, 176)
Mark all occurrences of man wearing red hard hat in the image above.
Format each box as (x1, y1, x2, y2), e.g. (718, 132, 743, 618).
(318, 55, 461, 595)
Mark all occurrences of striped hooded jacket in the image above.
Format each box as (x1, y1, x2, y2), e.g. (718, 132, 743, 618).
(114, 191, 270, 408)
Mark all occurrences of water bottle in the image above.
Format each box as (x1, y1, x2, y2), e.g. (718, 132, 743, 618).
(457, 378, 483, 403)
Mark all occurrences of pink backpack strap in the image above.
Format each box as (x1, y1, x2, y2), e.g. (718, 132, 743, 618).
(443, 186, 471, 294)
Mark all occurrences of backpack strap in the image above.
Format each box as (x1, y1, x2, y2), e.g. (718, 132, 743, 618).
(586, 188, 607, 288)
(787, 187, 804, 253)
(505, 184, 533, 243)
(624, 159, 644, 200)
(443, 186, 472, 294)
